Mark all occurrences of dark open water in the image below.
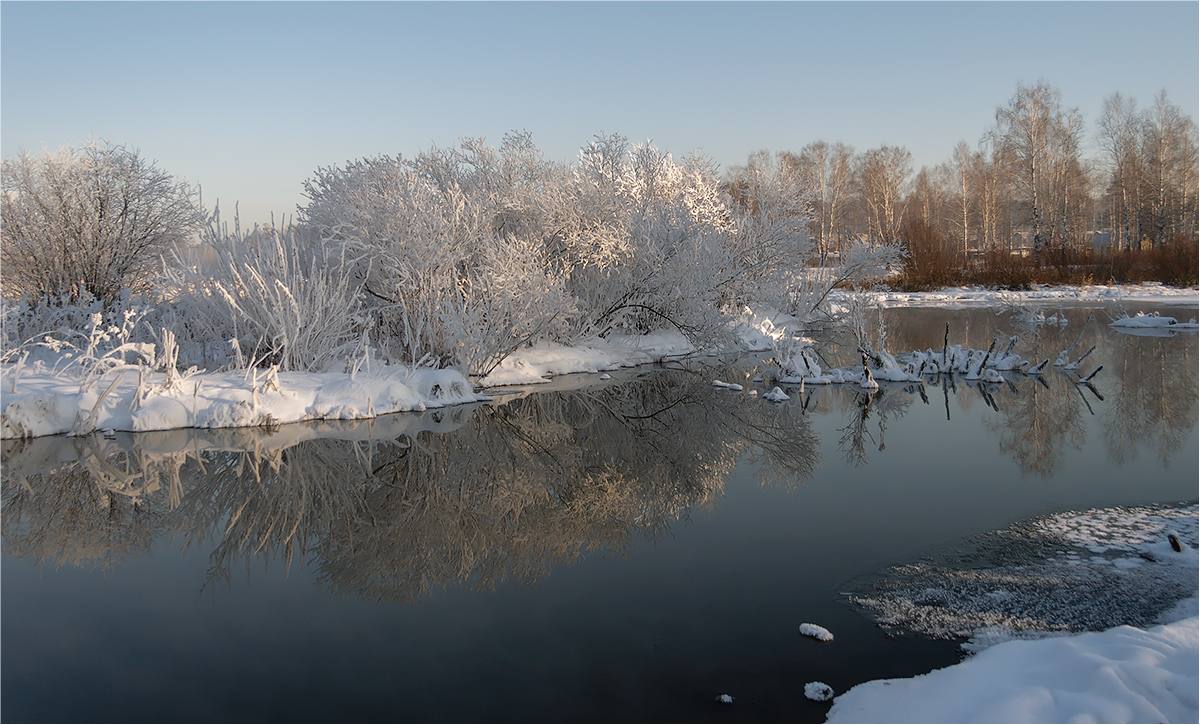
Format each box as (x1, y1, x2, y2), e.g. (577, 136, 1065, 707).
(3, 304, 1197, 722)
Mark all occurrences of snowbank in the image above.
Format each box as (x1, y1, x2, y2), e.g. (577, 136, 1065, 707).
(476, 331, 696, 387)
(1, 365, 483, 439)
(1110, 311, 1200, 330)
(834, 282, 1198, 309)
(832, 504, 1199, 723)
(3, 285, 1195, 436)
(826, 605, 1198, 723)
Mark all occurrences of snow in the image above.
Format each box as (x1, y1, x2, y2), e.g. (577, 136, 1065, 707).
(1110, 311, 1200, 330)
(1, 365, 484, 439)
(805, 682, 835, 702)
(799, 623, 835, 642)
(826, 608, 1198, 723)
(830, 505, 1199, 723)
(477, 331, 695, 387)
(833, 282, 1198, 310)
(2, 285, 1196, 440)
(716, 694, 734, 704)
(762, 386, 789, 402)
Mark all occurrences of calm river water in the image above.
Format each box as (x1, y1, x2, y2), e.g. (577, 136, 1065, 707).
(3, 304, 1197, 722)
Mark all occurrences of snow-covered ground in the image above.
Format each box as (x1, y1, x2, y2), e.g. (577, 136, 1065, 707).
(0, 365, 483, 439)
(830, 504, 1199, 723)
(826, 603, 1197, 723)
(3, 284, 1196, 437)
(832, 281, 1199, 309)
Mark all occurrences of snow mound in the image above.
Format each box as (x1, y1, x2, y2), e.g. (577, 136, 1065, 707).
(1110, 311, 1200, 330)
(2, 366, 485, 439)
(763, 386, 789, 402)
(804, 681, 834, 702)
(826, 612, 1199, 724)
(799, 622, 834, 642)
(478, 331, 695, 388)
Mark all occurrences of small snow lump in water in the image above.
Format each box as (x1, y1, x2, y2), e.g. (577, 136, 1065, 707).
(804, 682, 834, 702)
(799, 623, 834, 641)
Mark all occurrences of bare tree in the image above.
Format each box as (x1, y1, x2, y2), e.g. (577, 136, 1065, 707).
(993, 81, 1061, 254)
(1097, 92, 1141, 251)
(790, 141, 855, 263)
(856, 145, 912, 245)
(1, 140, 200, 303)
(948, 140, 977, 260)
(1142, 90, 1198, 246)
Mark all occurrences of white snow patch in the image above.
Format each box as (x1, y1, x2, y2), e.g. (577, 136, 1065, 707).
(763, 386, 790, 402)
(2, 365, 484, 439)
(827, 608, 1199, 724)
(832, 283, 1198, 309)
(804, 681, 835, 702)
(799, 623, 834, 642)
(478, 331, 696, 388)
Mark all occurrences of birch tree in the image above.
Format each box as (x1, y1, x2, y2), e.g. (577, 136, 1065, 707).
(1097, 92, 1141, 251)
(993, 81, 1060, 254)
(855, 145, 912, 245)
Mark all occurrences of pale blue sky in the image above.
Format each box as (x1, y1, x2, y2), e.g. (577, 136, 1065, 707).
(3, 1, 1197, 227)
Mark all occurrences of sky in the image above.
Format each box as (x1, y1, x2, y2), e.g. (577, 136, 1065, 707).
(3, 1, 1197, 229)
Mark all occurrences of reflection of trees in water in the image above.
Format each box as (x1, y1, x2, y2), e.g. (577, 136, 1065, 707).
(827, 305, 1196, 476)
(316, 371, 820, 602)
(833, 386, 915, 467)
(988, 372, 1088, 477)
(1, 371, 820, 603)
(1, 435, 179, 569)
(5, 316, 1194, 595)
(1101, 335, 1198, 468)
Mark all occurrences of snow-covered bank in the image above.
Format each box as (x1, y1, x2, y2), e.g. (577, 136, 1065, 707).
(826, 605, 1198, 723)
(477, 330, 698, 387)
(830, 504, 1199, 723)
(833, 282, 1198, 309)
(3, 285, 1196, 437)
(1, 365, 483, 439)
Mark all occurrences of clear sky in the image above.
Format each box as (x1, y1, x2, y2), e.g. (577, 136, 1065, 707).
(3, 1, 1197, 228)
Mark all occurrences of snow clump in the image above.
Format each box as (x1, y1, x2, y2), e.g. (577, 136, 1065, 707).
(804, 682, 835, 702)
(799, 622, 834, 641)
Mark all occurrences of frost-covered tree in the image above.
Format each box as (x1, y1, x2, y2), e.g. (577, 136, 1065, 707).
(301, 132, 578, 375)
(300, 133, 836, 375)
(1, 141, 200, 303)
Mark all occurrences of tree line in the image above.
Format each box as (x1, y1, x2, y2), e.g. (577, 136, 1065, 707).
(1, 79, 1196, 376)
(723, 81, 1198, 285)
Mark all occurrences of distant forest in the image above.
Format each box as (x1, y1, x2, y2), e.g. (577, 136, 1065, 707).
(722, 81, 1198, 287)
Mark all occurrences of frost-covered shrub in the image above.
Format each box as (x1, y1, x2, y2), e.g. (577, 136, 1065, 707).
(301, 133, 580, 375)
(1, 290, 160, 372)
(297, 131, 894, 377)
(1, 141, 200, 303)
(163, 209, 366, 372)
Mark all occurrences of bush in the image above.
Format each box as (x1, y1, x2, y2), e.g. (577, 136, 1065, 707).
(894, 218, 963, 290)
(1148, 236, 1199, 287)
(298, 133, 857, 376)
(163, 210, 367, 373)
(1, 140, 200, 304)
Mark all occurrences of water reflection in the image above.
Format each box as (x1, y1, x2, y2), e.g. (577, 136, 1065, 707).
(2, 371, 820, 603)
(822, 305, 1197, 476)
(3, 307, 1196, 602)
(835, 386, 914, 467)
